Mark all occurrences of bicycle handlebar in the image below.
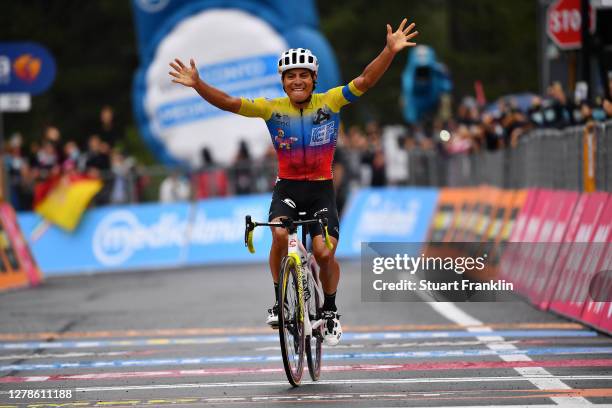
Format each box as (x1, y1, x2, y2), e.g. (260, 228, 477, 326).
(244, 215, 333, 254)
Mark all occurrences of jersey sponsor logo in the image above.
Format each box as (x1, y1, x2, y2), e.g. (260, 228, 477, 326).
(274, 129, 297, 150)
(282, 198, 296, 209)
(309, 122, 334, 146)
(313, 107, 331, 125)
(272, 112, 289, 127)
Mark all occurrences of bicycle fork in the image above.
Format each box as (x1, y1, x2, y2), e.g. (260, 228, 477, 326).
(287, 231, 305, 328)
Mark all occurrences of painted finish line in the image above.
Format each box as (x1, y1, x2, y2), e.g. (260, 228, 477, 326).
(0, 330, 597, 350)
(1, 358, 611, 383)
(1, 347, 612, 372)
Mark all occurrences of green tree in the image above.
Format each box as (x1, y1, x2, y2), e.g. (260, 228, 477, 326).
(318, 0, 537, 125)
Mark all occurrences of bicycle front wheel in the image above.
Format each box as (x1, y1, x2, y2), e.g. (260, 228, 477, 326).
(278, 256, 305, 386)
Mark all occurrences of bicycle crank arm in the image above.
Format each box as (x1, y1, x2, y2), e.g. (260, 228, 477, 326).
(311, 319, 324, 331)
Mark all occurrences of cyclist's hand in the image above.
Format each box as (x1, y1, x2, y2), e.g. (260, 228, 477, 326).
(169, 58, 200, 88)
(386, 18, 418, 54)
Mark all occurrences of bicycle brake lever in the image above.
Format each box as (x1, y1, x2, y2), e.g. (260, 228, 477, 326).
(319, 218, 333, 250)
(245, 215, 256, 253)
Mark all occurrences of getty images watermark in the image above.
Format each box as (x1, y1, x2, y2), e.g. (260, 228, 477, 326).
(361, 242, 612, 302)
(361, 242, 516, 302)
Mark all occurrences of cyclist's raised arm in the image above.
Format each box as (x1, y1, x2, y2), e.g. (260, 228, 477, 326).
(352, 18, 418, 93)
(169, 58, 242, 113)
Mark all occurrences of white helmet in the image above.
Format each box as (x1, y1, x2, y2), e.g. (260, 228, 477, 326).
(278, 48, 318, 74)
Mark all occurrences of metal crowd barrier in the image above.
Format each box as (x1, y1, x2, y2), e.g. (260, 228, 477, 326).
(407, 120, 610, 192)
(89, 120, 611, 208)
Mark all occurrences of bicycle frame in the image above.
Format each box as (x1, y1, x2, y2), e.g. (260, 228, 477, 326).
(244, 215, 331, 334)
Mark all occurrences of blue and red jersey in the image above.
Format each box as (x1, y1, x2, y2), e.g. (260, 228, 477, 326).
(238, 81, 364, 180)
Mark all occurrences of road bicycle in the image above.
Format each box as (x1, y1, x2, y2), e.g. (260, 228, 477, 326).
(244, 213, 333, 386)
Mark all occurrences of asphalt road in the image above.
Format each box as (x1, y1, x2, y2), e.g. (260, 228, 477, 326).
(0, 261, 611, 407)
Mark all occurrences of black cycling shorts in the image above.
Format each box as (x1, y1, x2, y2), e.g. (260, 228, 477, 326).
(268, 179, 340, 240)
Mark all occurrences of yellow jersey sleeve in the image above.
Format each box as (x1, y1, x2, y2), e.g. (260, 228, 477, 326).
(323, 80, 365, 112)
(238, 97, 273, 120)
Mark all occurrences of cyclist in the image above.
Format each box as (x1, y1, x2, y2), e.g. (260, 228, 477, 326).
(169, 19, 418, 346)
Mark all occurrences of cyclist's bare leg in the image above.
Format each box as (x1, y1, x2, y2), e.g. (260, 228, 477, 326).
(312, 235, 339, 295)
(269, 217, 288, 284)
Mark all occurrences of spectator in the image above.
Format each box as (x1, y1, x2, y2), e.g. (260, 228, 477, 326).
(97, 105, 121, 148)
(232, 140, 253, 195)
(481, 113, 503, 151)
(109, 149, 135, 204)
(4, 133, 29, 210)
(603, 98, 612, 119)
(332, 126, 350, 214)
(159, 170, 191, 203)
(546, 82, 573, 128)
(345, 125, 368, 189)
(84, 135, 111, 172)
(255, 145, 278, 193)
(36, 140, 59, 170)
(62, 140, 81, 170)
(193, 147, 228, 198)
(527, 96, 545, 128)
(362, 122, 387, 186)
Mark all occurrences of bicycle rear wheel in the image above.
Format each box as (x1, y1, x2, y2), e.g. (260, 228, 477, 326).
(305, 265, 323, 381)
(278, 256, 304, 386)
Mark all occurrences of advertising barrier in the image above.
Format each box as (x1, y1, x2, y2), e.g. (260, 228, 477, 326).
(512, 189, 554, 294)
(17, 195, 272, 276)
(548, 192, 608, 318)
(336, 187, 439, 258)
(0, 203, 42, 291)
(577, 200, 612, 333)
(498, 189, 539, 282)
(528, 191, 580, 308)
(18, 188, 439, 275)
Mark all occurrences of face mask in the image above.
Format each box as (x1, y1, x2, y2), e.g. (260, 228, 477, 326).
(592, 108, 606, 121)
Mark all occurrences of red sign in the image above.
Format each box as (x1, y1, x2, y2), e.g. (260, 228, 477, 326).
(547, 0, 595, 50)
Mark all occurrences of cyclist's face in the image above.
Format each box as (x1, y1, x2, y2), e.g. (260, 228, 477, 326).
(283, 69, 315, 103)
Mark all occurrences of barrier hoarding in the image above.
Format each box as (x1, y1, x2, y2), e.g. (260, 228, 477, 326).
(572, 198, 611, 329)
(0, 203, 42, 291)
(336, 187, 439, 258)
(498, 189, 539, 282)
(511, 189, 554, 294)
(529, 191, 580, 308)
(18, 195, 271, 276)
(548, 192, 608, 317)
(18, 188, 439, 275)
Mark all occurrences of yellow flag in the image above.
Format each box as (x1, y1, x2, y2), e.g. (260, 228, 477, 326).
(35, 177, 103, 231)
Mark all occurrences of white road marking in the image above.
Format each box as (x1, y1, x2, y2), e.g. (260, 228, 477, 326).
(428, 302, 591, 405)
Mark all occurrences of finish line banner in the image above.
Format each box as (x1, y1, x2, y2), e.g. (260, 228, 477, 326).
(17, 195, 271, 276)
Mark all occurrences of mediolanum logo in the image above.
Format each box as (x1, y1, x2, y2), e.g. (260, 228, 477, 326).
(92, 209, 248, 267)
(92, 210, 187, 267)
(92, 211, 144, 266)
